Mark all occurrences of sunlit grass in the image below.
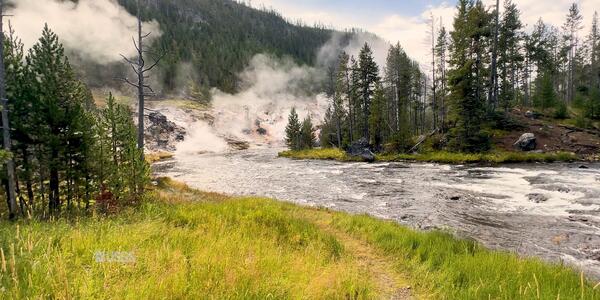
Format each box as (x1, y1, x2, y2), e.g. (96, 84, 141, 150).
(145, 151, 174, 164)
(0, 178, 597, 299)
(278, 148, 361, 162)
(0, 179, 374, 299)
(279, 148, 579, 164)
(331, 214, 600, 299)
(378, 151, 579, 164)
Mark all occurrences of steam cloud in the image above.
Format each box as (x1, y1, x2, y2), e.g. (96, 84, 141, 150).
(317, 31, 390, 70)
(179, 32, 392, 153)
(8, 0, 161, 63)
(210, 54, 329, 146)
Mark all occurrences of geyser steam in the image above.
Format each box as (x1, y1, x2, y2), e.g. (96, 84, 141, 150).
(8, 0, 161, 63)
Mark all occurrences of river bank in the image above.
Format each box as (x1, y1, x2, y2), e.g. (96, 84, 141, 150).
(1, 178, 597, 299)
(279, 148, 583, 164)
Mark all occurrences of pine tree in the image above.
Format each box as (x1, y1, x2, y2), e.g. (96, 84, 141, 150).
(369, 83, 385, 147)
(563, 3, 583, 104)
(333, 52, 349, 148)
(300, 116, 316, 150)
(447, 0, 490, 152)
(435, 25, 449, 131)
(26, 25, 90, 213)
(357, 43, 380, 141)
(497, 0, 523, 112)
(285, 108, 301, 150)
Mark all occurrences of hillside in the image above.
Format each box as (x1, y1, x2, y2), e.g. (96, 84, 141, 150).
(108, 0, 352, 93)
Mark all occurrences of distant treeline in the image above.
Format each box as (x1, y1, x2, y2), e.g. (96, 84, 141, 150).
(313, 0, 600, 153)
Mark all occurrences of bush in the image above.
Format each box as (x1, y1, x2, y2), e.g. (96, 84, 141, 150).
(553, 101, 569, 119)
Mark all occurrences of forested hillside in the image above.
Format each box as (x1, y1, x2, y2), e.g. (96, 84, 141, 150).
(109, 0, 344, 93)
(295, 0, 600, 157)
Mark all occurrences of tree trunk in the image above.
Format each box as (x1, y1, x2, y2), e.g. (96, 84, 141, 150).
(0, 2, 17, 220)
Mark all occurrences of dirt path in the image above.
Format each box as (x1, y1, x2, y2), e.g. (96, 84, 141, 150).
(301, 210, 415, 300)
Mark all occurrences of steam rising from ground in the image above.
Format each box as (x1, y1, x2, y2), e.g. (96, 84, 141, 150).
(178, 32, 391, 154)
(8, 0, 161, 63)
(177, 54, 329, 155)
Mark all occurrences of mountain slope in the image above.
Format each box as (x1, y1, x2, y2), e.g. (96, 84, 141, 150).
(116, 0, 343, 93)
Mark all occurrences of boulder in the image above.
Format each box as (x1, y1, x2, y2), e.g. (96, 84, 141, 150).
(525, 110, 540, 119)
(346, 138, 375, 162)
(514, 133, 537, 151)
(527, 193, 548, 203)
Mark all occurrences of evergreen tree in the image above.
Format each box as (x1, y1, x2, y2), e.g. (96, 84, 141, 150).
(497, 0, 523, 112)
(333, 52, 349, 148)
(300, 116, 316, 150)
(435, 25, 449, 131)
(357, 43, 379, 141)
(447, 0, 490, 152)
(26, 25, 91, 213)
(563, 3, 583, 104)
(369, 83, 386, 147)
(285, 108, 301, 150)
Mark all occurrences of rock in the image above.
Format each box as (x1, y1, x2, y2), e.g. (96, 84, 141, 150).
(346, 137, 375, 162)
(579, 165, 590, 169)
(514, 133, 537, 151)
(527, 193, 548, 203)
(450, 196, 461, 201)
(558, 187, 570, 193)
(525, 110, 540, 119)
(256, 127, 267, 135)
(144, 111, 187, 152)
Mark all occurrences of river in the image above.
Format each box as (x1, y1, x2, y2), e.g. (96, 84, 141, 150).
(155, 147, 600, 279)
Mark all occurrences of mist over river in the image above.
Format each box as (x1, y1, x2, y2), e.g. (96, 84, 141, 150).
(155, 146, 600, 279)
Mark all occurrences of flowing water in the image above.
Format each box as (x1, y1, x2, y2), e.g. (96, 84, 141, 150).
(155, 147, 600, 279)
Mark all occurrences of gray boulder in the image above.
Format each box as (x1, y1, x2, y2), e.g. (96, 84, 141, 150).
(527, 193, 548, 203)
(514, 133, 537, 151)
(346, 138, 375, 162)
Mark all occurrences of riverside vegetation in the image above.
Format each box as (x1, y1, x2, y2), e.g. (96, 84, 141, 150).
(0, 178, 599, 299)
(283, 1, 600, 162)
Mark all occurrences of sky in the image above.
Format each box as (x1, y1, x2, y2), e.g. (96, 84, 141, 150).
(249, 0, 600, 67)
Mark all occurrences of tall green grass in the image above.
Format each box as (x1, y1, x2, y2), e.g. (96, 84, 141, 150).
(332, 214, 600, 299)
(0, 190, 373, 298)
(1, 179, 597, 299)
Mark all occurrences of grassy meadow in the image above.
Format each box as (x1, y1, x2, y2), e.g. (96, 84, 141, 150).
(0, 178, 598, 299)
(279, 148, 580, 164)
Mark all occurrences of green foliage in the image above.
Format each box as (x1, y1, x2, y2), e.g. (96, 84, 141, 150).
(333, 213, 600, 299)
(447, 0, 491, 153)
(534, 72, 557, 111)
(285, 108, 301, 150)
(1, 26, 149, 219)
(585, 87, 600, 119)
(554, 100, 569, 119)
(0, 186, 373, 299)
(299, 116, 316, 150)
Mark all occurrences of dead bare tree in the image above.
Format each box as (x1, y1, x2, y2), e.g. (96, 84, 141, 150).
(0, 0, 17, 219)
(119, 0, 163, 153)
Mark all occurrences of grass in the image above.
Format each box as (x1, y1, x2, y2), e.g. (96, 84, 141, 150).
(278, 148, 361, 162)
(378, 150, 580, 164)
(0, 178, 598, 299)
(279, 148, 580, 164)
(145, 151, 175, 164)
